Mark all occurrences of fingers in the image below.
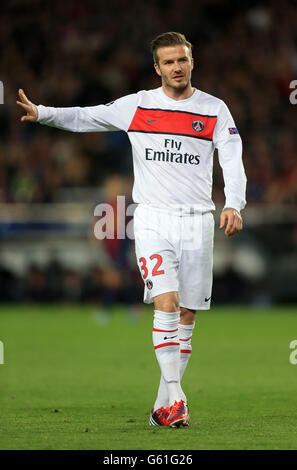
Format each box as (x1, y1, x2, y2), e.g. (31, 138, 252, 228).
(226, 213, 242, 236)
(16, 89, 38, 122)
(220, 210, 243, 237)
(20, 115, 36, 122)
(18, 89, 30, 104)
(16, 100, 31, 112)
(219, 212, 227, 229)
(225, 213, 234, 236)
(16, 100, 33, 121)
(235, 214, 243, 232)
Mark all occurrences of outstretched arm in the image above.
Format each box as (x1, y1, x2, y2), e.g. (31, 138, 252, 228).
(16, 89, 139, 133)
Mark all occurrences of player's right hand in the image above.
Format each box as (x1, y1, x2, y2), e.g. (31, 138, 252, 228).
(16, 89, 38, 122)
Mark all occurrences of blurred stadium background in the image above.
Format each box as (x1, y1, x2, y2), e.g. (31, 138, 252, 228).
(1, 0, 297, 309)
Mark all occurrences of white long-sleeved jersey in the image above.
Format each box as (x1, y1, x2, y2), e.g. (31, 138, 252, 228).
(37, 86, 246, 213)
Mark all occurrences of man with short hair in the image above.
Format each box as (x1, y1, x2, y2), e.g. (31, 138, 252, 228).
(17, 31, 246, 428)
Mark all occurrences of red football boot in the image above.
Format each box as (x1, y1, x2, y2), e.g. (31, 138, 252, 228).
(149, 406, 170, 426)
(167, 400, 189, 428)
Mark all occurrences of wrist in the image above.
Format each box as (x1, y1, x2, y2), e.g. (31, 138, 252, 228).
(222, 207, 242, 221)
(222, 207, 240, 214)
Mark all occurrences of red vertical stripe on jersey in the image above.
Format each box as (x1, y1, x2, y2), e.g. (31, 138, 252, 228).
(128, 107, 217, 140)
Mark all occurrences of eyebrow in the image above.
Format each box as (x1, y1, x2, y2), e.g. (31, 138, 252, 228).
(162, 56, 188, 63)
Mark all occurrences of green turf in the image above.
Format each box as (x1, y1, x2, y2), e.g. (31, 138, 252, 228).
(0, 304, 297, 450)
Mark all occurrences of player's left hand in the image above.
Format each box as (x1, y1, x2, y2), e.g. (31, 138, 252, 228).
(219, 208, 243, 237)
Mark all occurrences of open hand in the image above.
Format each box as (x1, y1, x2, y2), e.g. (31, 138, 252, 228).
(219, 208, 243, 237)
(16, 89, 38, 122)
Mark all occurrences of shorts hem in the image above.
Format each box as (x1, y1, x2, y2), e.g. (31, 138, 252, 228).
(179, 303, 211, 311)
(143, 286, 179, 304)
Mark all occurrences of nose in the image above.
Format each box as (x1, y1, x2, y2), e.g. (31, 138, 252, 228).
(173, 62, 182, 72)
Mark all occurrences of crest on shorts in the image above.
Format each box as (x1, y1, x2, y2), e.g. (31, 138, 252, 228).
(146, 279, 153, 290)
(192, 120, 204, 132)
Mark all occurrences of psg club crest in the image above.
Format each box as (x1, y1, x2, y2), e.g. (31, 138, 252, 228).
(192, 120, 204, 132)
(146, 279, 153, 290)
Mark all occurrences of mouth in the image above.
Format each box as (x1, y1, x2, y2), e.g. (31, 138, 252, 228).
(173, 75, 184, 80)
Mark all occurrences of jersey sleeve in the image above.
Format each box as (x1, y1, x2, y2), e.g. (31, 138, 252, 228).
(36, 93, 139, 133)
(213, 101, 247, 213)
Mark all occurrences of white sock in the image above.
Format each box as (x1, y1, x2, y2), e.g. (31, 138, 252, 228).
(152, 310, 184, 408)
(179, 322, 195, 379)
(154, 322, 195, 409)
(154, 373, 169, 411)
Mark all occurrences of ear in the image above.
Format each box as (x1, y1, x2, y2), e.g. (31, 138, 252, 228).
(191, 57, 194, 71)
(154, 63, 161, 77)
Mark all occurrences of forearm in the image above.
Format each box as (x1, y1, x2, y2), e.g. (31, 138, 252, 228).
(218, 140, 247, 213)
(222, 175, 246, 213)
(37, 104, 119, 133)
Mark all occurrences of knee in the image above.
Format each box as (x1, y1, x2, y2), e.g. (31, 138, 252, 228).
(180, 308, 196, 324)
(154, 291, 179, 312)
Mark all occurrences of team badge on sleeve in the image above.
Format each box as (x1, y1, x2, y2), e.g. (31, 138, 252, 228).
(229, 127, 239, 134)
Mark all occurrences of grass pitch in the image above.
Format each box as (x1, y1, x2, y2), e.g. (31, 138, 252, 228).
(0, 304, 297, 450)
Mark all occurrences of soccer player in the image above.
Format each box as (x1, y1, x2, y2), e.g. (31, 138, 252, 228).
(17, 32, 246, 428)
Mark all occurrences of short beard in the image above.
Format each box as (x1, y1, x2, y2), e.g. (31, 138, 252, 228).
(163, 75, 191, 91)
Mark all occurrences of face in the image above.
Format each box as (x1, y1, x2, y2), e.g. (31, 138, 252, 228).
(154, 45, 194, 91)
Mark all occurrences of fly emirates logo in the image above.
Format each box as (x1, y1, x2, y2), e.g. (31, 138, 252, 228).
(145, 138, 200, 165)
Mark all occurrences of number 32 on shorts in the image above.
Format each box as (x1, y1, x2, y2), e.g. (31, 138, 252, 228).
(139, 254, 164, 280)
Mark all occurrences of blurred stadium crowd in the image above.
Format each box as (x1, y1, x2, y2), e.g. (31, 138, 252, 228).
(1, 0, 297, 305)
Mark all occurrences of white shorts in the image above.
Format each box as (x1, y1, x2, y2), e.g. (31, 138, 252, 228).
(134, 204, 214, 310)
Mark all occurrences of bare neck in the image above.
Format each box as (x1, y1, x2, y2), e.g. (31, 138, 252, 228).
(162, 82, 195, 101)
